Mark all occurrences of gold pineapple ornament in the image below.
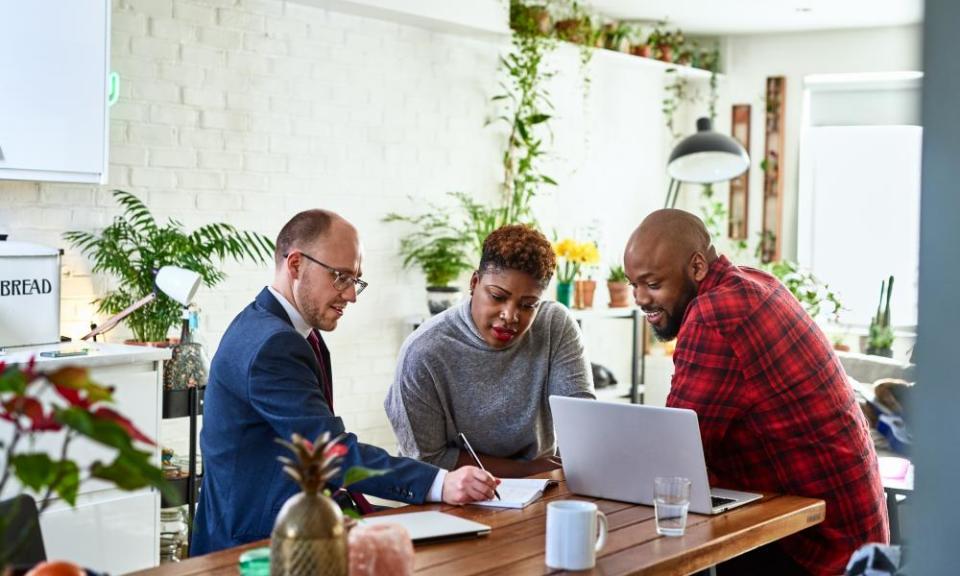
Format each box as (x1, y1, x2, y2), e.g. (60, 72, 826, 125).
(270, 432, 350, 576)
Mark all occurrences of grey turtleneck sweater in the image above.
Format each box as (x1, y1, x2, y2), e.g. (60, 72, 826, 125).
(384, 297, 595, 470)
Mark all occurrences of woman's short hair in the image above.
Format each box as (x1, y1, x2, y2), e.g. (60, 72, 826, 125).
(478, 224, 556, 289)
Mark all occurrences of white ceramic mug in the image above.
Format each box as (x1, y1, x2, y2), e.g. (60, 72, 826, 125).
(545, 500, 608, 570)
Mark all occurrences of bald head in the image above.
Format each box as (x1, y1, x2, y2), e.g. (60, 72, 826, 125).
(623, 210, 717, 340)
(274, 209, 348, 268)
(625, 209, 713, 270)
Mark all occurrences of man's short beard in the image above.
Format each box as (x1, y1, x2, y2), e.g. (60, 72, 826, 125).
(651, 278, 697, 341)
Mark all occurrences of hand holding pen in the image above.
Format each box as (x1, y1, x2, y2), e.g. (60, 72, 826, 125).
(459, 432, 502, 501)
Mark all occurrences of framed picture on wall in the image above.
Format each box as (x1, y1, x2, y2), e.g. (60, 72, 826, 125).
(729, 104, 751, 240)
(761, 76, 786, 263)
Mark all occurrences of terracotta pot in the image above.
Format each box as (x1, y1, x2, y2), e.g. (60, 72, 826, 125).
(531, 6, 551, 36)
(554, 18, 587, 44)
(631, 44, 652, 58)
(574, 280, 596, 309)
(658, 44, 673, 62)
(271, 491, 347, 576)
(124, 338, 176, 347)
(607, 281, 631, 308)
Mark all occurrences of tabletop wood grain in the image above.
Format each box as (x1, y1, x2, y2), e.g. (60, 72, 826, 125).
(129, 470, 824, 576)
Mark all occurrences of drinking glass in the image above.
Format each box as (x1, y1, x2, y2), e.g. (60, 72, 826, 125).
(654, 476, 691, 537)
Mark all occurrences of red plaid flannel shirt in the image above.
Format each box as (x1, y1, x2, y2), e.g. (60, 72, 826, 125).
(667, 256, 888, 575)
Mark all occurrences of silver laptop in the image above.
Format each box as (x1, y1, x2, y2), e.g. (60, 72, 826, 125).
(550, 396, 762, 515)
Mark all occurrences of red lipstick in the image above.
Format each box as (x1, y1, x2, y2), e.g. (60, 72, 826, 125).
(491, 326, 517, 342)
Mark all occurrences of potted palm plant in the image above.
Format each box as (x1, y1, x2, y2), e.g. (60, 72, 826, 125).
(63, 190, 274, 344)
(383, 207, 474, 315)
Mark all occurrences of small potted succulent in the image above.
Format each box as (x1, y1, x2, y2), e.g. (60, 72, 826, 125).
(607, 265, 632, 308)
(509, 0, 552, 37)
(601, 21, 631, 53)
(866, 276, 895, 358)
(628, 24, 652, 58)
(553, 1, 593, 45)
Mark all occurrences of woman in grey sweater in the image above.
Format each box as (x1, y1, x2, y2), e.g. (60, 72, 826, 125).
(385, 225, 595, 478)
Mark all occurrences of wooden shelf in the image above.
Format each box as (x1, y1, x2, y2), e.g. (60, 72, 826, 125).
(565, 42, 722, 81)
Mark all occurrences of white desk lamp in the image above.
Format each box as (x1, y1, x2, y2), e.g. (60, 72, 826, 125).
(81, 266, 202, 341)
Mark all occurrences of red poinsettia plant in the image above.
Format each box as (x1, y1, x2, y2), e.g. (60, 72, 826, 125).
(0, 358, 172, 568)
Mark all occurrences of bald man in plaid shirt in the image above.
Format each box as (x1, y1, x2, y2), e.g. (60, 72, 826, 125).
(624, 210, 888, 575)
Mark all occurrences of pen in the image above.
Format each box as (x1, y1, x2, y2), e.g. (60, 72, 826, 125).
(458, 432, 501, 501)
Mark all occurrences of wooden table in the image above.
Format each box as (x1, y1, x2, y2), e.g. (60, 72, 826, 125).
(130, 471, 824, 576)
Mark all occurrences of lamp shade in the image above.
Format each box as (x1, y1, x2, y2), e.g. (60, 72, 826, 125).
(667, 117, 749, 184)
(156, 266, 201, 307)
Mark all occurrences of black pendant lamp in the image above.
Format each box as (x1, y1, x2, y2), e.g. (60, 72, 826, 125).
(664, 117, 750, 208)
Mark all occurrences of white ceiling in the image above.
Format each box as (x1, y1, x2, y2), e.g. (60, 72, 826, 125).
(584, 0, 924, 35)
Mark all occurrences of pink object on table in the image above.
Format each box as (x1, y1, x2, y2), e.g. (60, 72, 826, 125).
(348, 522, 415, 576)
(878, 456, 911, 481)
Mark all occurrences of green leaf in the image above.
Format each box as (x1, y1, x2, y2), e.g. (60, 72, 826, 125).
(55, 407, 96, 436)
(10, 455, 80, 505)
(0, 366, 28, 394)
(91, 450, 175, 501)
(341, 466, 390, 489)
(11, 453, 55, 492)
(51, 460, 80, 506)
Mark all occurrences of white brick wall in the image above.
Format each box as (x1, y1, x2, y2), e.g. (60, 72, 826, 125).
(0, 0, 690, 451)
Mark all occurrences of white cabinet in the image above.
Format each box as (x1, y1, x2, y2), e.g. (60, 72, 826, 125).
(2, 343, 169, 573)
(0, 0, 110, 183)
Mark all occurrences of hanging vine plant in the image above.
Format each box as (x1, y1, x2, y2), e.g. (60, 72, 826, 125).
(385, 0, 560, 276)
(495, 0, 559, 227)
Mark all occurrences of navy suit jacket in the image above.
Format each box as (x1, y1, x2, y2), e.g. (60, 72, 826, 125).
(192, 288, 440, 554)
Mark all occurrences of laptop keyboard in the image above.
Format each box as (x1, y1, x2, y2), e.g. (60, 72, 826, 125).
(711, 495, 737, 508)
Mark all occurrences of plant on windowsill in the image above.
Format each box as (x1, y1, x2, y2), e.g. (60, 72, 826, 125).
(606, 264, 631, 308)
(867, 276, 895, 358)
(63, 190, 274, 344)
(0, 361, 172, 572)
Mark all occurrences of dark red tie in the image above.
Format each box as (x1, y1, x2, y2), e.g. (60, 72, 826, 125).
(307, 330, 334, 412)
(306, 330, 374, 514)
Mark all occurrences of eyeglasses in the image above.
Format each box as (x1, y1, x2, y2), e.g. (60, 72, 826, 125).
(285, 251, 368, 296)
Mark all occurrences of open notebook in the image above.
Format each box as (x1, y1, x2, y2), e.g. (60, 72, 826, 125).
(470, 478, 557, 509)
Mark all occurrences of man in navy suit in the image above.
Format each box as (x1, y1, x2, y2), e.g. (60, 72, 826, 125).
(192, 209, 499, 554)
